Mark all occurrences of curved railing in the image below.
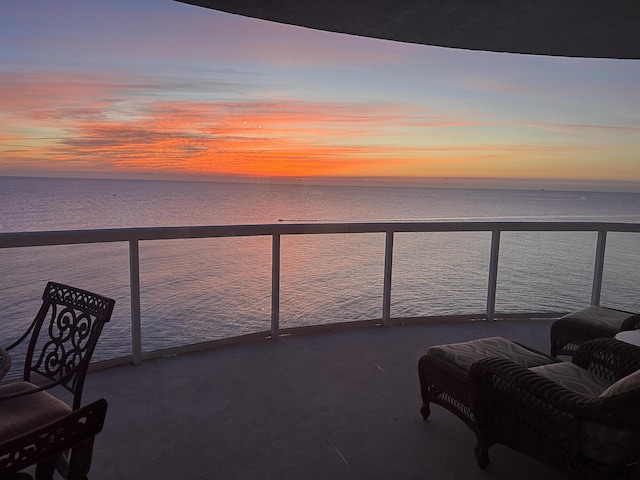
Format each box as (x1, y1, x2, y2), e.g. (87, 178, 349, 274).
(2, 221, 640, 366)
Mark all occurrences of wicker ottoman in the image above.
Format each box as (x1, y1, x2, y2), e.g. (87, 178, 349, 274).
(418, 336, 556, 433)
(550, 306, 639, 356)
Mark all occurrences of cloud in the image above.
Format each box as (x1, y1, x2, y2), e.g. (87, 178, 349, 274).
(0, 70, 432, 175)
(517, 121, 640, 134)
(2, 68, 638, 181)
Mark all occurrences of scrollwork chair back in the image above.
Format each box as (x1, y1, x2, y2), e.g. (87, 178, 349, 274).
(9, 282, 115, 410)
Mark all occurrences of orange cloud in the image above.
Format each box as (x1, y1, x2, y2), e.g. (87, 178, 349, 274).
(3, 71, 637, 181)
(0, 71, 455, 177)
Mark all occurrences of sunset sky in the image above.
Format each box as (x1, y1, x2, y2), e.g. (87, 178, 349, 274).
(2, 0, 640, 187)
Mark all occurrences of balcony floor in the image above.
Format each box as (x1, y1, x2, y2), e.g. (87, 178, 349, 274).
(82, 318, 566, 480)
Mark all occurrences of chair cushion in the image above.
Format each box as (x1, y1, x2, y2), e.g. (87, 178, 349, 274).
(427, 336, 552, 372)
(529, 362, 612, 396)
(560, 306, 632, 329)
(600, 368, 640, 397)
(0, 381, 72, 439)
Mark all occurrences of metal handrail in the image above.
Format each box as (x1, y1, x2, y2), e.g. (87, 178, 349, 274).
(3, 221, 640, 365)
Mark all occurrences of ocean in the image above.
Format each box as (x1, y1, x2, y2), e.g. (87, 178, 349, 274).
(2, 176, 640, 361)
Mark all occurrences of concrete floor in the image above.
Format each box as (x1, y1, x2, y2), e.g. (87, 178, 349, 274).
(80, 318, 567, 480)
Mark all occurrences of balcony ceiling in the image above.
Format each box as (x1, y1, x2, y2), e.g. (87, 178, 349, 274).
(177, 0, 640, 59)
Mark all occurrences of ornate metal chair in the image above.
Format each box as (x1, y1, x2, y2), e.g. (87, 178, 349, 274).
(550, 306, 640, 356)
(0, 398, 108, 480)
(471, 338, 640, 479)
(0, 282, 114, 444)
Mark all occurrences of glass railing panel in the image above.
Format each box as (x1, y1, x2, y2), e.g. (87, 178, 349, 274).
(138, 236, 272, 351)
(600, 232, 640, 312)
(0, 243, 132, 362)
(279, 233, 385, 328)
(391, 231, 490, 317)
(496, 231, 595, 313)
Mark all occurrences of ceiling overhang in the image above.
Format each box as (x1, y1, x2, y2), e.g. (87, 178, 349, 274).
(177, 0, 640, 59)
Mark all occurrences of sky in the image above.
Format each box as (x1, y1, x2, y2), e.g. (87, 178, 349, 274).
(2, 0, 640, 189)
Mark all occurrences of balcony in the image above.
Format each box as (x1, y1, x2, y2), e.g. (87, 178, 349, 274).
(2, 221, 637, 478)
(82, 318, 565, 479)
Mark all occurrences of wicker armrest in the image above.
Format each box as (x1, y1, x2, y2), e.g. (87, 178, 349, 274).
(572, 338, 640, 383)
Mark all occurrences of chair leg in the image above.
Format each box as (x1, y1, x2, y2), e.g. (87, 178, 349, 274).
(66, 440, 95, 480)
(420, 403, 431, 419)
(474, 445, 490, 470)
(55, 451, 69, 478)
(34, 458, 56, 480)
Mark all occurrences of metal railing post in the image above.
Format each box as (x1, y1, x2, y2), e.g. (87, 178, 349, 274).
(486, 230, 501, 321)
(382, 231, 394, 326)
(129, 239, 143, 365)
(271, 234, 281, 339)
(591, 230, 607, 306)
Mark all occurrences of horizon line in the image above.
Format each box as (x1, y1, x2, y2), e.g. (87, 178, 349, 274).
(2, 172, 640, 193)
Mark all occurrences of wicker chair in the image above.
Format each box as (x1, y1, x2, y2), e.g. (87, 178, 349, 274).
(418, 336, 558, 437)
(0, 398, 108, 479)
(550, 306, 640, 356)
(471, 338, 640, 479)
(0, 282, 114, 470)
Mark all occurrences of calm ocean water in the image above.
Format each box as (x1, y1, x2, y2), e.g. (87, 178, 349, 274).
(2, 176, 640, 361)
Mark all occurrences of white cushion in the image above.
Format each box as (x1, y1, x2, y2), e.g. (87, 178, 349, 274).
(600, 368, 640, 397)
(427, 336, 552, 372)
(529, 362, 612, 397)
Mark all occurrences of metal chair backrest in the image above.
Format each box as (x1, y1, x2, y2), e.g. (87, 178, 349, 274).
(14, 282, 115, 409)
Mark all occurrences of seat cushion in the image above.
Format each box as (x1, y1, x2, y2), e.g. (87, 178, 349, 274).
(600, 368, 640, 397)
(427, 336, 552, 372)
(560, 306, 632, 329)
(529, 362, 612, 396)
(0, 381, 72, 439)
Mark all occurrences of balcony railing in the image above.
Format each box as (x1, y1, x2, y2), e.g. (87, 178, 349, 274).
(2, 221, 639, 366)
